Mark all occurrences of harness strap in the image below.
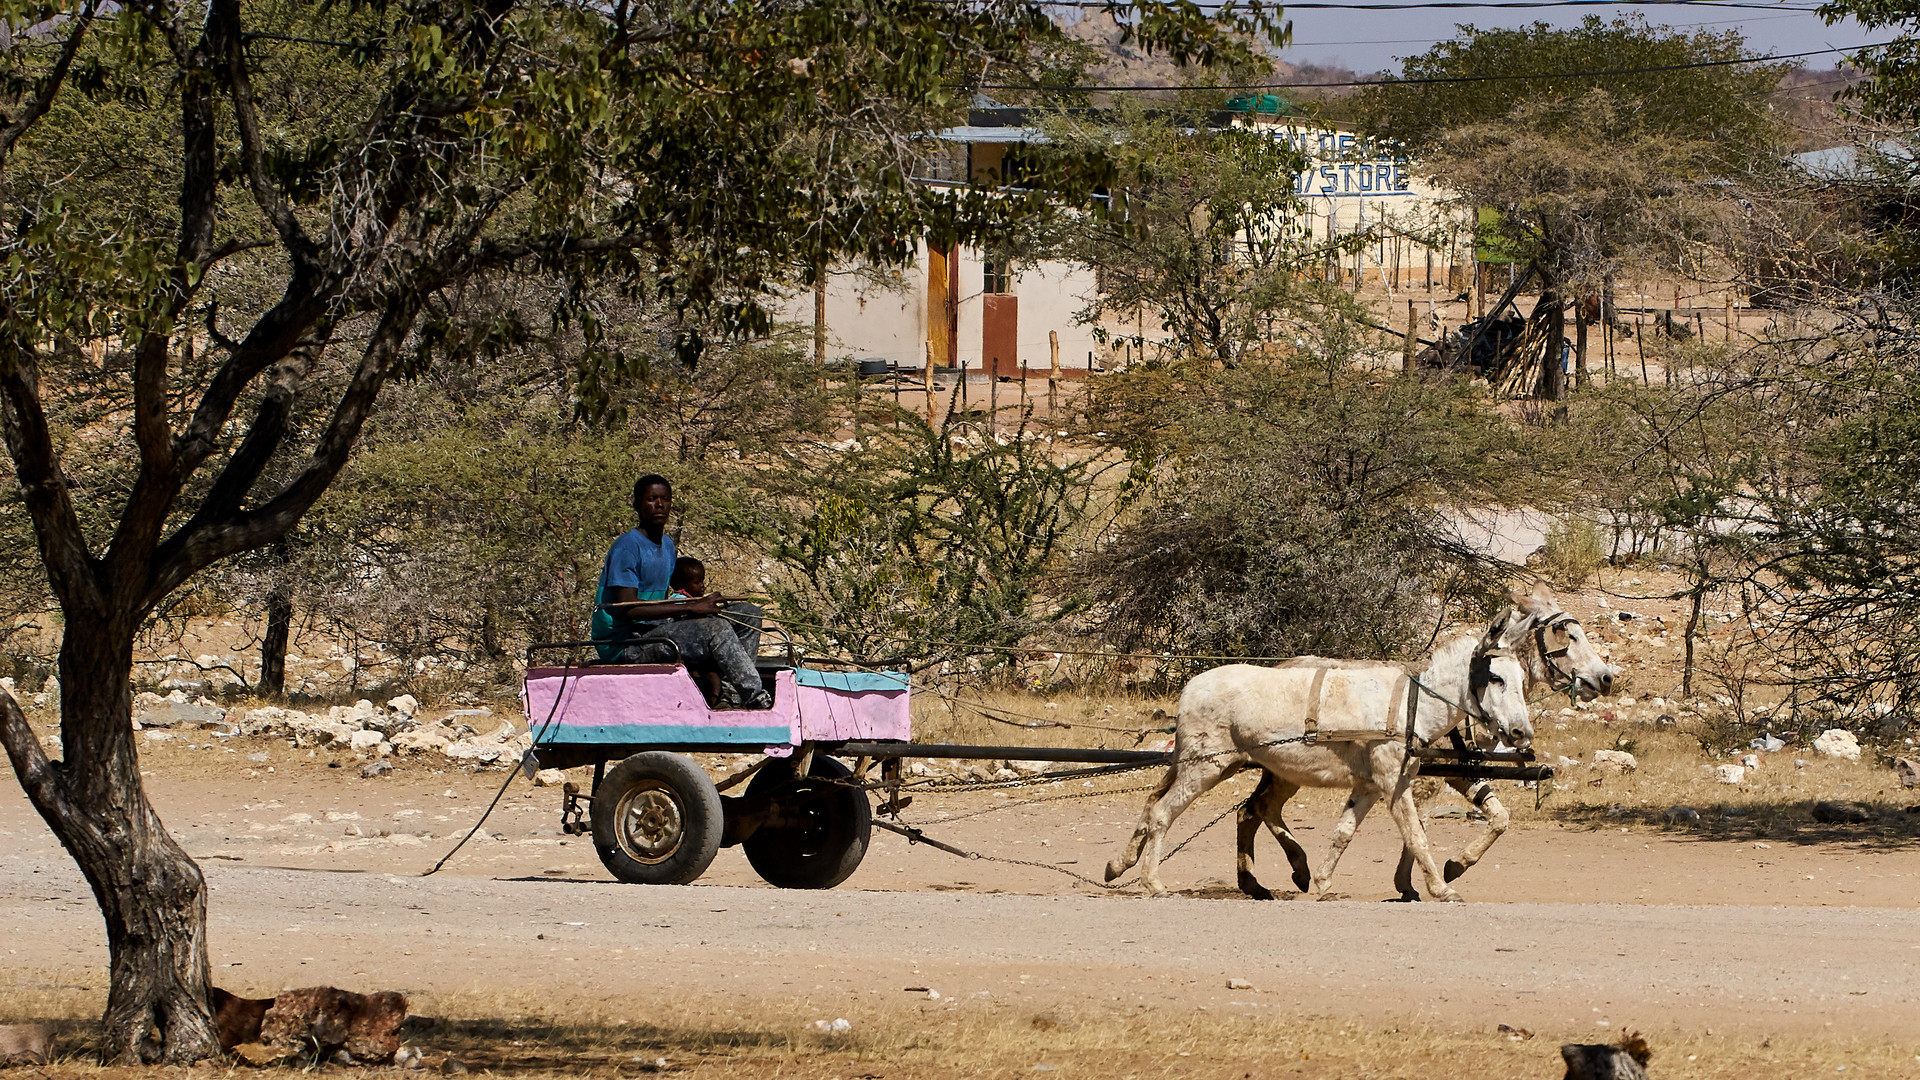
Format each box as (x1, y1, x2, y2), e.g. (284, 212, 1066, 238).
(1302, 666, 1329, 739)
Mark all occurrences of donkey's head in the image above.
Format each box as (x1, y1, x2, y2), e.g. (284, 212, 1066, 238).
(1470, 615, 1538, 749)
(1492, 586, 1615, 702)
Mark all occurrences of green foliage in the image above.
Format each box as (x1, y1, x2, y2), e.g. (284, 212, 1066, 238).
(1038, 101, 1322, 364)
(1819, 0, 1920, 124)
(1541, 515, 1605, 587)
(1423, 93, 1731, 292)
(1356, 17, 1784, 159)
(724, 408, 1097, 666)
(1073, 330, 1535, 669)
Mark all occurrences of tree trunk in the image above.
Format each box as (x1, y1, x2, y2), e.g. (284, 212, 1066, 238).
(1535, 290, 1566, 401)
(0, 623, 220, 1063)
(1574, 301, 1590, 389)
(258, 557, 293, 697)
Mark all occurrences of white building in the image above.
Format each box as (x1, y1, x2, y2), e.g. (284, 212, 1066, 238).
(778, 109, 1467, 375)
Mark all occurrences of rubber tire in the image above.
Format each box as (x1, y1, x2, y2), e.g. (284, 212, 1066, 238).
(591, 752, 723, 885)
(742, 755, 871, 889)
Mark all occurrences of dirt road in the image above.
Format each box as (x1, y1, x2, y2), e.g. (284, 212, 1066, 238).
(4, 753, 1918, 1051)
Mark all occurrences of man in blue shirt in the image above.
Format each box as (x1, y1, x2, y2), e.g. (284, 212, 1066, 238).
(593, 474, 770, 709)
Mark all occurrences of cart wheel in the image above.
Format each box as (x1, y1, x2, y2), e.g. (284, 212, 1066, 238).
(742, 755, 871, 889)
(591, 752, 723, 885)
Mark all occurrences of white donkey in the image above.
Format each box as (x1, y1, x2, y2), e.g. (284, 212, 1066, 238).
(1235, 588, 1616, 900)
(1105, 623, 1536, 901)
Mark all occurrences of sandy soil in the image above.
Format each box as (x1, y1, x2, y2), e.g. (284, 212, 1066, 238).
(3, 744, 1918, 1066)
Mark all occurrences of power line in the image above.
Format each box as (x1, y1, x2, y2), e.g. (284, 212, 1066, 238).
(1279, 10, 1829, 46)
(1052, 0, 1824, 8)
(982, 40, 1880, 91)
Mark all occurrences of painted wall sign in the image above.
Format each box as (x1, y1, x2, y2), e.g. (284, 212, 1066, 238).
(1270, 128, 1414, 199)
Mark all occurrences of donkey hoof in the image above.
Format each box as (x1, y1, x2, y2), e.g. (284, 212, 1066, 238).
(1432, 887, 1463, 902)
(1291, 869, 1312, 893)
(1442, 859, 1468, 883)
(1103, 861, 1126, 883)
(1237, 873, 1275, 901)
(1384, 890, 1422, 903)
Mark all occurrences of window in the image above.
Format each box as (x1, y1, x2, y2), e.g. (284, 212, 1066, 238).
(983, 258, 1012, 294)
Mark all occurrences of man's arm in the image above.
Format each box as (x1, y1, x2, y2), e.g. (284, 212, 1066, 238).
(601, 586, 722, 622)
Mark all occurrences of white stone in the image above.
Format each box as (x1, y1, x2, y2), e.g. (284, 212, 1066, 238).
(1591, 749, 1637, 773)
(1813, 729, 1862, 762)
(348, 730, 385, 752)
(533, 769, 567, 787)
(1740, 753, 1761, 770)
(1226, 977, 1254, 990)
(1714, 764, 1746, 784)
(391, 729, 452, 755)
(387, 694, 420, 718)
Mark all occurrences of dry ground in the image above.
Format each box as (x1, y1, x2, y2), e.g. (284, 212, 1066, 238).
(3, 718, 1919, 1079)
(4, 566, 1918, 1076)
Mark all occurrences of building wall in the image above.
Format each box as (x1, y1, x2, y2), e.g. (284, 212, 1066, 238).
(774, 240, 1115, 373)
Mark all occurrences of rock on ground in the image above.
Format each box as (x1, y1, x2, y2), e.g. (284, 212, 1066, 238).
(259, 986, 408, 1064)
(1812, 800, 1874, 824)
(1713, 764, 1745, 785)
(1560, 1036, 1651, 1080)
(1895, 757, 1920, 789)
(1812, 728, 1862, 762)
(0, 1023, 55, 1065)
(1591, 749, 1637, 773)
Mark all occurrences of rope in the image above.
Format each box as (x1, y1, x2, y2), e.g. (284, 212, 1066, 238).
(881, 796, 1246, 892)
(423, 654, 578, 876)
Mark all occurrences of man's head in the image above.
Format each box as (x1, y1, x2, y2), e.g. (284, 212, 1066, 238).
(632, 474, 672, 534)
(671, 557, 706, 597)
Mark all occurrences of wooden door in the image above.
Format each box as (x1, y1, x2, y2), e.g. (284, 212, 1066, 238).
(982, 294, 1018, 380)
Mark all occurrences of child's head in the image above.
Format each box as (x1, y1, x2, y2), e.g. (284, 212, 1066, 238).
(670, 556, 706, 596)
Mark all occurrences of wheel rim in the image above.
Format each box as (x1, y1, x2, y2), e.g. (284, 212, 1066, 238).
(614, 781, 684, 864)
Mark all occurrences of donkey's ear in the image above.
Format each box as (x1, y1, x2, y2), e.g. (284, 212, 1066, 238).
(1524, 584, 1558, 615)
(1485, 610, 1530, 651)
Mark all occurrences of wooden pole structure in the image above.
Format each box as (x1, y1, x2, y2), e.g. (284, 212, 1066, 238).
(1638, 312, 1649, 386)
(1403, 299, 1418, 371)
(1048, 330, 1060, 418)
(813, 273, 828, 390)
(924, 343, 936, 422)
(1575, 302, 1589, 390)
(989, 357, 998, 436)
(1726, 295, 1736, 344)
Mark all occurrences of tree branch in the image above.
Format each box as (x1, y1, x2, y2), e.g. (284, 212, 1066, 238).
(0, 348, 102, 615)
(177, 328, 331, 530)
(0, 1, 99, 167)
(0, 690, 74, 830)
(148, 294, 421, 605)
(214, 0, 314, 261)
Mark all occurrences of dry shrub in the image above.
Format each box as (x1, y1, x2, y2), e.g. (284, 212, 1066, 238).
(1541, 515, 1607, 587)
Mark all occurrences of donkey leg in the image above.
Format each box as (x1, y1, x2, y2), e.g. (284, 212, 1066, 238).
(1236, 773, 1309, 899)
(1262, 779, 1312, 894)
(1311, 787, 1378, 898)
(1442, 779, 1509, 883)
(1392, 776, 1444, 901)
(1106, 766, 1176, 882)
(1388, 775, 1459, 902)
(1235, 772, 1276, 900)
(1135, 754, 1239, 897)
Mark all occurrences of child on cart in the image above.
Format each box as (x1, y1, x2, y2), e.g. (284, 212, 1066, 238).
(669, 557, 726, 707)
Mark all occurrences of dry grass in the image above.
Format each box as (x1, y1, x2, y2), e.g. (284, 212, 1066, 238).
(5, 988, 1919, 1079)
(1520, 717, 1920, 844)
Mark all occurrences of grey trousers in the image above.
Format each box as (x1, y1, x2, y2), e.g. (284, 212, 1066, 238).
(618, 601, 763, 698)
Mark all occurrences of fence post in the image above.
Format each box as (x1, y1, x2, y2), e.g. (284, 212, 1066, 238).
(1402, 299, 1417, 371)
(1049, 330, 1060, 418)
